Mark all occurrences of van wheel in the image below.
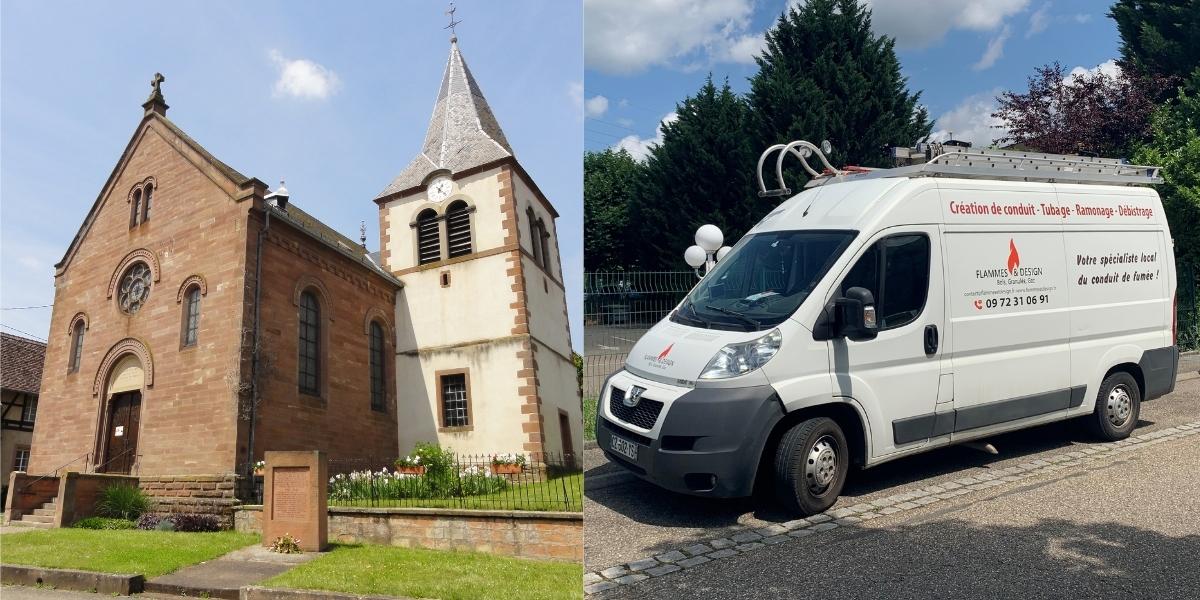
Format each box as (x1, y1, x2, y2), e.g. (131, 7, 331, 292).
(1087, 372, 1141, 441)
(774, 417, 848, 516)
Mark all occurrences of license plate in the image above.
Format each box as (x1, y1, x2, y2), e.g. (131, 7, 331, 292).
(609, 434, 639, 462)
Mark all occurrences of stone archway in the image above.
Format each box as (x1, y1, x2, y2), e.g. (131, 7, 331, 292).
(93, 338, 153, 474)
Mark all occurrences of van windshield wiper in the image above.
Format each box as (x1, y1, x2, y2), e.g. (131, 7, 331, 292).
(680, 301, 710, 327)
(704, 304, 761, 329)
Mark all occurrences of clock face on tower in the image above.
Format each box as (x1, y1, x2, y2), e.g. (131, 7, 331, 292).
(427, 176, 454, 202)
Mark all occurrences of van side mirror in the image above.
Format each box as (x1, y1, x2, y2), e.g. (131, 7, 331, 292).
(836, 287, 878, 341)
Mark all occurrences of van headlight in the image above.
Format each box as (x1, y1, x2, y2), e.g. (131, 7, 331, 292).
(699, 329, 782, 379)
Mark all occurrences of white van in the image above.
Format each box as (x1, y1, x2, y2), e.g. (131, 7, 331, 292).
(596, 142, 1180, 515)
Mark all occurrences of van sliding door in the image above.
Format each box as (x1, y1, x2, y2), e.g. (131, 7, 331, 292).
(943, 227, 1072, 435)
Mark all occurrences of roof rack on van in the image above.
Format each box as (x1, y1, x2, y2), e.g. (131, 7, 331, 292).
(757, 140, 1164, 196)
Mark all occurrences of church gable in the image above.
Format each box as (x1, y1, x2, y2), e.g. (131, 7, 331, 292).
(57, 96, 262, 276)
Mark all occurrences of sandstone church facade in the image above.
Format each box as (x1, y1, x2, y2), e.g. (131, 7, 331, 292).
(22, 39, 580, 492)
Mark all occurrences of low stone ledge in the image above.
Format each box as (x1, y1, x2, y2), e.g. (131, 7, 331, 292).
(0, 564, 145, 594)
(241, 586, 412, 600)
(237, 504, 581, 521)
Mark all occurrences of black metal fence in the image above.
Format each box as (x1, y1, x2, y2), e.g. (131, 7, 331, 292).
(583, 271, 696, 397)
(317, 452, 582, 513)
(1177, 262, 1198, 353)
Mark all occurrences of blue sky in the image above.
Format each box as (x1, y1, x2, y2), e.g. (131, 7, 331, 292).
(1, 0, 584, 349)
(584, 0, 1122, 158)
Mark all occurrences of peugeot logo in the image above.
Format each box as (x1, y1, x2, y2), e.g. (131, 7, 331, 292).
(623, 386, 646, 408)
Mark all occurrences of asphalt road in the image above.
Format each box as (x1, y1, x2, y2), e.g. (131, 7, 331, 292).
(585, 375, 1200, 585)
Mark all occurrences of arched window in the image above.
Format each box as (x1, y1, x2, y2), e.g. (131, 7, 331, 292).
(69, 321, 85, 372)
(142, 183, 153, 222)
(446, 200, 472, 258)
(416, 209, 441, 265)
(536, 218, 551, 270)
(527, 207, 542, 265)
(130, 189, 142, 228)
(181, 286, 201, 347)
(298, 291, 321, 395)
(117, 262, 152, 315)
(369, 321, 386, 412)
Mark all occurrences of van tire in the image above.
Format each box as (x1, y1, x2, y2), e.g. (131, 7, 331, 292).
(773, 417, 849, 516)
(1087, 372, 1141, 441)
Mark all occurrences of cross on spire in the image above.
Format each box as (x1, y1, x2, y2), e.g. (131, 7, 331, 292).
(444, 2, 462, 41)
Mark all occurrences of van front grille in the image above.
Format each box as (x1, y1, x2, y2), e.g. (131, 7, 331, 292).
(608, 386, 664, 430)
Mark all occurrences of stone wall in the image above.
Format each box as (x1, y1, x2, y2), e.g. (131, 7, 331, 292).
(3, 472, 59, 522)
(55, 472, 139, 527)
(138, 474, 242, 527)
(235, 505, 582, 562)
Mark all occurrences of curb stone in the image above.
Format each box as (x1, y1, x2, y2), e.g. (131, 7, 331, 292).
(584, 419, 1200, 596)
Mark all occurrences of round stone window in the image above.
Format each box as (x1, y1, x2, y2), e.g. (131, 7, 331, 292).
(118, 262, 152, 314)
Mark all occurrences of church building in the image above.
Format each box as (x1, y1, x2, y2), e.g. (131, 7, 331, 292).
(15, 37, 579, 515)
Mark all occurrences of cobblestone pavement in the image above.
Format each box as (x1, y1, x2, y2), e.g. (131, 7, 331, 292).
(585, 376, 1200, 596)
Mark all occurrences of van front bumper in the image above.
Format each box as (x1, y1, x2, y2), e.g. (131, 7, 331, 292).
(596, 376, 785, 498)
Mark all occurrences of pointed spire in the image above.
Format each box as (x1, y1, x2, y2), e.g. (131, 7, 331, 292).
(375, 40, 513, 200)
(142, 72, 169, 117)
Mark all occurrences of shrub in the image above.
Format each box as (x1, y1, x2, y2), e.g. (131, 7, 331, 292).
(136, 513, 221, 532)
(95, 484, 149, 520)
(72, 517, 136, 530)
(411, 443, 457, 497)
(136, 513, 166, 530)
(171, 514, 221, 532)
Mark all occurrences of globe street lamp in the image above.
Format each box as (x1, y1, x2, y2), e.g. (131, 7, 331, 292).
(685, 224, 732, 278)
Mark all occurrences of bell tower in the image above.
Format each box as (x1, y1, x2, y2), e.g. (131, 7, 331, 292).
(375, 36, 580, 460)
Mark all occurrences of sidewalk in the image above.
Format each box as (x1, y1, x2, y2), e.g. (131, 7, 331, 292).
(142, 544, 318, 599)
(598, 423, 1200, 598)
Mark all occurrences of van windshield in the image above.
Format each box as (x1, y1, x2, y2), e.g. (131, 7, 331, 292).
(673, 230, 856, 331)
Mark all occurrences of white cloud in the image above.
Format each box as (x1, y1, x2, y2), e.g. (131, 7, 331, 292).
(929, 89, 1008, 148)
(1072, 13, 1092, 23)
(269, 50, 340, 100)
(721, 32, 766, 64)
(972, 25, 1011, 71)
(585, 95, 610, 118)
(613, 112, 678, 160)
(616, 117, 635, 127)
(1027, 2, 1050, 37)
(1068, 59, 1121, 80)
(568, 82, 584, 111)
(863, 0, 1028, 48)
(584, 0, 757, 74)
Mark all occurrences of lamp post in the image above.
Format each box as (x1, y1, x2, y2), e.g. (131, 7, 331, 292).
(684, 224, 732, 279)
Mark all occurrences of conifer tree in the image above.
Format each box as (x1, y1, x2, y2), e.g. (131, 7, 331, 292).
(630, 77, 764, 269)
(748, 0, 930, 182)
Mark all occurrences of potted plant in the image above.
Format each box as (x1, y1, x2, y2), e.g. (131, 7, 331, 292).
(394, 454, 425, 475)
(253, 460, 265, 476)
(491, 453, 526, 475)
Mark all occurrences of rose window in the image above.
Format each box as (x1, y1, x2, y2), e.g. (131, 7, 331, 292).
(118, 262, 151, 314)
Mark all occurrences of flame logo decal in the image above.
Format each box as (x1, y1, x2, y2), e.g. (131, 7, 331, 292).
(658, 344, 674, 360)
(1007, 239, 1020, 273)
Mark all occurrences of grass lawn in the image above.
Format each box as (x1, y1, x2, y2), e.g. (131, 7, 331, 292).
(264, 543, 581, 600)
(583, 396, 597, 441)
(0, 529, 258, 577)
(330, 473, 582, 512)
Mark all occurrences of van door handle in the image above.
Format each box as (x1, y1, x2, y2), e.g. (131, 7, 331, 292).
(924, 324, 939, 355)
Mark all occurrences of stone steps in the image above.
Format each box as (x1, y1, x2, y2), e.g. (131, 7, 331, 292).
(9, 519, 52, 529)
(20, 514, 53, 524)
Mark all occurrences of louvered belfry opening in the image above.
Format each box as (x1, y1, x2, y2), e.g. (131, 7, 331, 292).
(446, 200, 472, 258)
(416, 208, 441, 264)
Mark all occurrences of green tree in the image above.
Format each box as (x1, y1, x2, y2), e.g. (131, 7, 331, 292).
(631, 76, 764, 270)
(748, 0, 931, 186)
(1110, 0, 1200, 86)
(1132, 74, 1200, 269)
(583, 148, 641, 271)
